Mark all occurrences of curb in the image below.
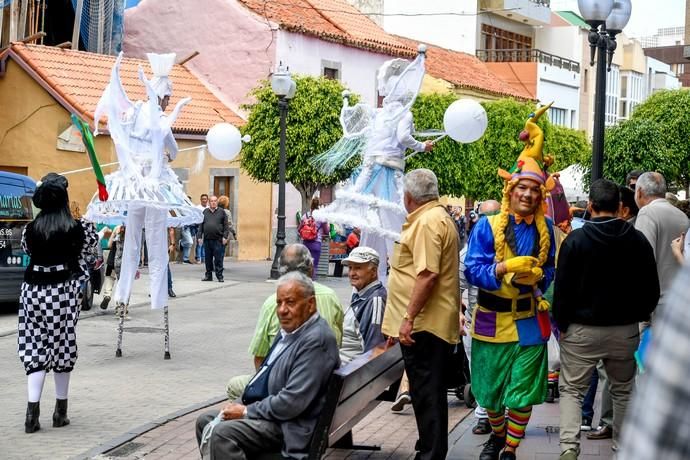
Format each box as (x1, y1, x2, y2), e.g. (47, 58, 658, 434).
(70, 394, 227, 460)
(0, 282, 237, 338)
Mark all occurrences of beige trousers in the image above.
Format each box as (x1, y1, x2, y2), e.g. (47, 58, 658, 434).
(558, 323, 639, 453)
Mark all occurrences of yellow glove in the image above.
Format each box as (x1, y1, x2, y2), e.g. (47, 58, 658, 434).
(513, 267, 543, 286)
(537, 297, 550, 312)
(503, 256, 538, 274)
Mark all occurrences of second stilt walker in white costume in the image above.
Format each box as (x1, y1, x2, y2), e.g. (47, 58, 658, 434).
(312, 45, 431, 284)
(86, 52, 203, 358)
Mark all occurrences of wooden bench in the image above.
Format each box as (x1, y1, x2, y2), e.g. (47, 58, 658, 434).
(254, 343, 404, 460)
(307, 342, 405, 458)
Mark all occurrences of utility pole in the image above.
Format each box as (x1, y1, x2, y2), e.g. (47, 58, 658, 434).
(19, 0, 28, 40)
(72, 0, 84, 50)
(9, 0, 19, 42)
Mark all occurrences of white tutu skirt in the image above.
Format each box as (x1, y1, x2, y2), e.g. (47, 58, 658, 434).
(85, 165, 203, 227)
(314, 162, 406, 241)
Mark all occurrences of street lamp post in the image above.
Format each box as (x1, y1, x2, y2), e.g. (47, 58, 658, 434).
(270, 64, 296, 279)
(578, 0, 632, 182)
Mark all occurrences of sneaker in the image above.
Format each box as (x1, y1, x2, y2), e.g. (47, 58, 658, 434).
(580, 416, 592, 431)
(100, 296, 111, 310)
(183, 259, 193, 265)
(201, 277, 213, 282)
(472, 418, 492, 435)
(479, 433, 506, 460)
(218, 278, 224, 283)
(391, 392, 411, 412)
(499, 451, 516, 460)
(560, 448, 578, 460)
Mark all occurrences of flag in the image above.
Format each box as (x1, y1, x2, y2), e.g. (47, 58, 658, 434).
(71, 114, 109, 201)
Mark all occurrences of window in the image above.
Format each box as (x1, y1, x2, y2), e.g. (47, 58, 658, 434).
(549, 107, 567, 127)
(323, 67, 339, 80)
(321, 60, 341, 81)
(481, 24, 532, 55)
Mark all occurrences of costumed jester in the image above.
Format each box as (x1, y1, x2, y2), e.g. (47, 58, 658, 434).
(311, 45, 432, 285)
(85, 52, 203, 359)
(464, 106, 557, 460)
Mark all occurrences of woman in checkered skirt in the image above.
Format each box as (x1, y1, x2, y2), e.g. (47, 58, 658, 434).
(18, 173, 98, 433)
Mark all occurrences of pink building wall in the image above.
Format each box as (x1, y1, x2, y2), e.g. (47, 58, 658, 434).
(124, 0, 276, 109)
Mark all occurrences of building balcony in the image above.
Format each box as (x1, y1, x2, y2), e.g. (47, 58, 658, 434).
(479, 0, 551, 26)
(476, 48, 580, 73)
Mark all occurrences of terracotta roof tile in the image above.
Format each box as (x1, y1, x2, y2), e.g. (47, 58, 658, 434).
(394, 37, 534, 101)
(6, 43, 244, 135)
(238, 0, 414, 57)
(237, 0, 532, 100)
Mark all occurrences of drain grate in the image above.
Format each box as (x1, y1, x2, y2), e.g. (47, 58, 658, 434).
(108, 442, 145, 457)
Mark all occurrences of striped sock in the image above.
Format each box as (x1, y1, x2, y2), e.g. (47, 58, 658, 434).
(486, 408, 506, 436)
(548, 370, 560, 383)
(506, 406, 533, 448)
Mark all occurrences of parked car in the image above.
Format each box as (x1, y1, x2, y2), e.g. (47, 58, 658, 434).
(0, 171, 36, 304)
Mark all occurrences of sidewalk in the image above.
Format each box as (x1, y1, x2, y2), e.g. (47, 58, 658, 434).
(94, 396, 473, 460)
(0, 259, 274, 337)
(448, 398, 615, 460)
(0, 260, 354, 460)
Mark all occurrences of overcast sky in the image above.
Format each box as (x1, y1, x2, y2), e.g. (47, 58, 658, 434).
(550, 0, 686, 37)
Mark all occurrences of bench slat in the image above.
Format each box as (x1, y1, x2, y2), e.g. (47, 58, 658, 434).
(335, 345, 403, 403)
(328, 360, 405, 442)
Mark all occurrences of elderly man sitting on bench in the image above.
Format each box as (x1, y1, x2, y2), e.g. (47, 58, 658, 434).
(339, 247, 387, 365)
(196, 271, 340, 459)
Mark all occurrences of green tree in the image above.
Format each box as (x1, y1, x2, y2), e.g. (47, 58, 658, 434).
(546, 125, 590, 171)
(599, 117, 677, 186)
(629, 89, 690, 189)
(410, 96, 588, 201)
(240, 76, 359, 212)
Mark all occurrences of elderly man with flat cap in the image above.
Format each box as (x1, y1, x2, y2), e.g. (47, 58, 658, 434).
(340, 247, 387, 365)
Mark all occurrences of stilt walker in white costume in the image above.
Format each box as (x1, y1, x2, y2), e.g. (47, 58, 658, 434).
(86, 52, 203, 359)
(312, 45, 431, 285)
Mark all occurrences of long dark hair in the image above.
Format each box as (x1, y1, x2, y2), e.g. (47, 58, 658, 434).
(31, 173, 78, 241)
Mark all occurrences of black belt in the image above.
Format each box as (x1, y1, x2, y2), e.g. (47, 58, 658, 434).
(478, 290, 533, 313)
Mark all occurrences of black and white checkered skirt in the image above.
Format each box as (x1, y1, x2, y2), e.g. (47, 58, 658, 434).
(18, 279, 83, 375)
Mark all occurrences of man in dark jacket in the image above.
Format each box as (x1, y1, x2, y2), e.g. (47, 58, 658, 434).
(553, 179, 659, 460)
(198, 195, 229, 282)
(195, 271, 339, 459)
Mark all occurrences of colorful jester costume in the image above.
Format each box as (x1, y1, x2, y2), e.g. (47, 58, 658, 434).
(464, 109, 557, 455)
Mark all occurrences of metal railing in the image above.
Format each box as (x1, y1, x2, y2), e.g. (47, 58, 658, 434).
(476, 48, 580, 73)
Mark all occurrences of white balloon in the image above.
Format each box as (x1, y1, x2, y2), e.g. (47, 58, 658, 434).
(443, 99, 488, 143)
(206, 123, 243, 161)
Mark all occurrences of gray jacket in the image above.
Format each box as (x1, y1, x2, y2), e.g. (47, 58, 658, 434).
(635, 199, 689, 305)
(246, 315, 340, 459)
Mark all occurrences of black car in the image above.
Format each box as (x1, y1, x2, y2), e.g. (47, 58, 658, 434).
(0, 171, 36, 304)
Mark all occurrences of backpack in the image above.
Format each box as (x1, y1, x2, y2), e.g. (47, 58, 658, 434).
(299, 214, 318, 241)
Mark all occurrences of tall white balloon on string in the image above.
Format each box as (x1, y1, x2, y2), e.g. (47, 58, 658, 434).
(443, 99, 488, 143)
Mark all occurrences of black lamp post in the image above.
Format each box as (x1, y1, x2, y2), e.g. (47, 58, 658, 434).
(270, 64, 296, 279)
(578, 0, 632, 182)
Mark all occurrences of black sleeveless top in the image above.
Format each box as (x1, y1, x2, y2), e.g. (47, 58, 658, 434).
(23, 220, 85, 285)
